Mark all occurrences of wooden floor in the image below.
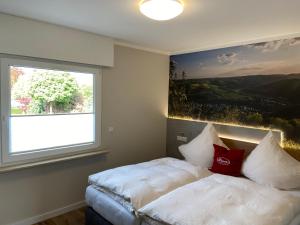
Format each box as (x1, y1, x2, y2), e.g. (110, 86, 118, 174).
(34, 208, 85, 225)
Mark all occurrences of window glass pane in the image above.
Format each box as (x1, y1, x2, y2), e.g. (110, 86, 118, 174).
(10, 66, 94, 115)
(9, 66, 95, 153)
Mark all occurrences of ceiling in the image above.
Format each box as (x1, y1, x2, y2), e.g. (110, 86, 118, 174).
(0, 0, 299, 55)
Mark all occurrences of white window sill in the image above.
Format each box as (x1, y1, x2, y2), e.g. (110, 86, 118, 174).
(0, 148, 109, 173)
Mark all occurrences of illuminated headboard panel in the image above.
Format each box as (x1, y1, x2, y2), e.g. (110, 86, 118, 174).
(167, 118, 283, 159)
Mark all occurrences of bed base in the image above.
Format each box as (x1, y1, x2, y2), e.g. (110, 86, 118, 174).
(85, 207, 113, 225)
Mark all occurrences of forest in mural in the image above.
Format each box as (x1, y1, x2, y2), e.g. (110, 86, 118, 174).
(169, 37, 300, 149)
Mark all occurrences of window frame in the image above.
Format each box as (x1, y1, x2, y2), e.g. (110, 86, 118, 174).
(0, 58, 102, 167)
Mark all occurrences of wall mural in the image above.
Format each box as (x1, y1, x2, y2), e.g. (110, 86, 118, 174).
(169, 37, 300, 149)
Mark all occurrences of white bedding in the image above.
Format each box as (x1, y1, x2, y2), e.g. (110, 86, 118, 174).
(89, 157, 211, 212)
(139, 174, 300, 225)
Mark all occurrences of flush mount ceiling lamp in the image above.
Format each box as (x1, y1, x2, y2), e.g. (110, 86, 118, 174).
(139, 0, 184, 21)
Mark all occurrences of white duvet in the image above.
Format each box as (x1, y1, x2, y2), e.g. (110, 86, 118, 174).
(139, 174, 300, 225)
(88, 157, 211, 212)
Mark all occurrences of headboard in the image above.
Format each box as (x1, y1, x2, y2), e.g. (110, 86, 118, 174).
(166, 118, 300, 160)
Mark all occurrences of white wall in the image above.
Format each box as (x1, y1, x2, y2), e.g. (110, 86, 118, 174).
(0, 13, 114, 66)
(0, 45, 169, 225)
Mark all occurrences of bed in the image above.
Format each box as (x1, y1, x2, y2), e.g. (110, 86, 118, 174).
(85, 140, 256, 225)
(86, 183, 300, 225)
(85, 119, 300, 225)
(85, 157, 211, 225)
(86, 173, 300, 225)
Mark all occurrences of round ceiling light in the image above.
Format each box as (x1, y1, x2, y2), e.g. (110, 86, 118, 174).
(139, 0, 184, 21)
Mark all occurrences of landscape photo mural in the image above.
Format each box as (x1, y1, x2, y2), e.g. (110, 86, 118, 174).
(169, 37, 300, 149)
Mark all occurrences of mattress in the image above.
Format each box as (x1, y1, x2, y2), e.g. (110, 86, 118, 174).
(85, 185, 140, 225)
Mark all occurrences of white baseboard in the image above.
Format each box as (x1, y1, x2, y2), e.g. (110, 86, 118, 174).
(6, 200, 86, 225)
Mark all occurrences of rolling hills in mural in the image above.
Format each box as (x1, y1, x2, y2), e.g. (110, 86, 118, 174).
(169, 37, 300, 148)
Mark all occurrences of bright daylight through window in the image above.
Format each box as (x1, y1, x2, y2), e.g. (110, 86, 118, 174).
(0, 59, 101, 165)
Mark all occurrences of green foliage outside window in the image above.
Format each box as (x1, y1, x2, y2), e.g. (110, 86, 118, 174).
(11, 70, 93, 115)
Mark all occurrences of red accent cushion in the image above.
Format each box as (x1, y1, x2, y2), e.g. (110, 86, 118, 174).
(210, 144, 245, 177)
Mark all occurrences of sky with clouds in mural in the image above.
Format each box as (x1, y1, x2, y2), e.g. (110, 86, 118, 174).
(170, 37, 300, 79)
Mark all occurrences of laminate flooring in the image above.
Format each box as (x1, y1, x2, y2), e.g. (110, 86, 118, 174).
(33, 207, 85, 225)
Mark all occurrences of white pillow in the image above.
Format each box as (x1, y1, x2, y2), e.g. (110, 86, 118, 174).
(179, 123, 227, 168)
(242, 131, 300, 190)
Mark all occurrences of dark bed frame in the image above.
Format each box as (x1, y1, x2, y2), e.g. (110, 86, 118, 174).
(85, 207, 113, 225)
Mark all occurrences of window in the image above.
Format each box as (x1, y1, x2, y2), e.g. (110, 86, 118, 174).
(0, 58, 101, 166)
